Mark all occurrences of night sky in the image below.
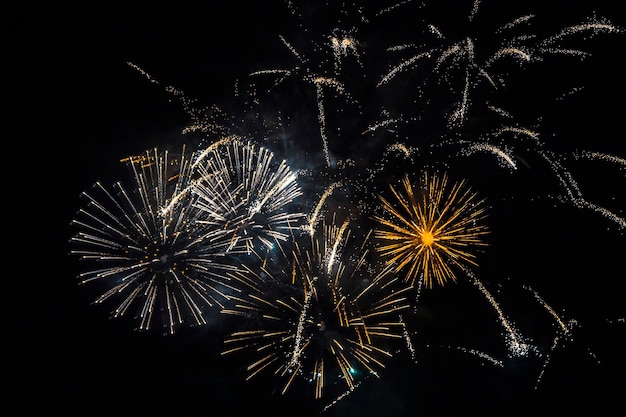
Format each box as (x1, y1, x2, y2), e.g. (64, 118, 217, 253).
(11, 1, 625, 416)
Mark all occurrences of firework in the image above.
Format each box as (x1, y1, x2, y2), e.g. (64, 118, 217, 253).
(63, 0, 625, 413)
(190, 136, 306, 255)
(373, 171, 490, 288)
(377, 0, 533, 127)
(377, 1, 621, 128)
(69, 146, 254, 334)
(221, 214, 412, 401)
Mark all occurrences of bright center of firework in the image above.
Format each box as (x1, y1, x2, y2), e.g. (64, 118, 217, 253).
(421, 231, 435, 246)
(147, 244, 179, 273)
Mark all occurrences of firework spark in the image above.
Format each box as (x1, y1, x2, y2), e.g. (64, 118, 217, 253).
(374, 171, 490, 288)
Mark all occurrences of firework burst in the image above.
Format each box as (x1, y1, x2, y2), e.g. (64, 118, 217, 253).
(69, 145, 254, 334)
(374, 171, 490, 288)
(221, 215, 412, 401)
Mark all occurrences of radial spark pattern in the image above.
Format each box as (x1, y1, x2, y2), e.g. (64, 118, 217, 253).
(221, 216, 412, 400)
(374, 171, 490, 288)
(69, 146, 253, 334)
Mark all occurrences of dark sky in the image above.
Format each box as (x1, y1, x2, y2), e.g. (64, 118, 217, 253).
(10, 1, 625, 416)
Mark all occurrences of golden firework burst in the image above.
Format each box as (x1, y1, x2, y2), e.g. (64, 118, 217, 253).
(374, 172, 489, 288)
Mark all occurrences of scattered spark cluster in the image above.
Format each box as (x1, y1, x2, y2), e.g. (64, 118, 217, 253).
(69, 0, 624, 413)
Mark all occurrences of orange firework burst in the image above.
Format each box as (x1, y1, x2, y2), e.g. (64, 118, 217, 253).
(374, 172, 489, 288)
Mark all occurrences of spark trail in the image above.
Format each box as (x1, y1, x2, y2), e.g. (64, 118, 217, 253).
(523, 285, 601, 390)
(465, 269, 535, 358)
(304, 181, 342, 236)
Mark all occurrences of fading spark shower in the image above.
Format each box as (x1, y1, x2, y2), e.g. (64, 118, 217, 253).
(61, 0, 625, 415)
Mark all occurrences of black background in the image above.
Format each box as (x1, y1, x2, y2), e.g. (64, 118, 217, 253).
(10, 1, 625, 416)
